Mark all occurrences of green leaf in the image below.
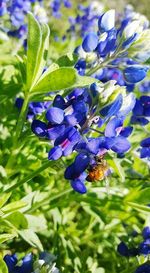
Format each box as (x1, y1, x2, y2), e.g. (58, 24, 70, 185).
(127, 202, 150, 213)
(0, 233, 16, 244)
(31, 67, 77, 94)
(0, 193, 11, 209)
(70, 74, 98, 89)
(125, 188, 150, 204)
(30, 23, 50, 89)
(26, 12, 42, 89)
(19, 229, 43, 251)
(31, 67, 97, 95)
(2, 201, 27, 213)
(26, 214, 47, 232)
(57, 53, 78, 67)
(0, 257, 8, 273)
(5, 211, 28, 229)
(107, 158, 125, 182)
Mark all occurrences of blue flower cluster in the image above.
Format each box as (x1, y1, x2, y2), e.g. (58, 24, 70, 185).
(31, 81, 135, 194)
(4, 252, 60, 273)
(117, 226, 150, 273)
(50, 0, 71, 18)
(0, 0, 45, 38)
(140, 138, 150, 159)
(131, 96, 150, 126)
(15, 97, 51, 122)
(4, 253, 33, 273)
(75, 9, 149, 84)
(68, 2, 104, 37)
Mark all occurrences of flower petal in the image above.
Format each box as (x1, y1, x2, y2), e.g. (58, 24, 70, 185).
(98, 10, 115, 32)
(48, 146, 62, 160)
(82, 32, 98, 52)
(71, 179, 87, 194)
(31, 120, 47, 137)
(111, 136, 131, 153)
(47, 124, 66, 140)
(46, 107, 64, 124)
(105, 117, 123, 137)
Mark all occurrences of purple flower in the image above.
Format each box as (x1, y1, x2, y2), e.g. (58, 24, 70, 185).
(142, 227, 150, 240)
(124, 66, 148, 84)
(31, 120, 47, 137)
(48, 127, 81, 160)
(140, 138, 150, 159)
(135, 263, 150, 273)
(4, 254, 33, 273)
(117, 242, 129, 257)
(46, 107, 64, 124)
(82, 32, 98, 52)
(98, 10, 115, 33)
(139, 239, 150, 255)
(131, 96, 150, 126)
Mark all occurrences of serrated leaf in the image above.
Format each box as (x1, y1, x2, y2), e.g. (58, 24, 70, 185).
(26, 12, 42, 89)
(19, 229, 43, 251)
(2, 201, 27, 213)
(0, 257, 8, 273)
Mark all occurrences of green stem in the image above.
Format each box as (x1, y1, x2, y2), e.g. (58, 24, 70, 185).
(86, 48, 126, 76)
(14, 93, 29, 147)
(3, 160, 54, 193)
(5, 93, 29, 171)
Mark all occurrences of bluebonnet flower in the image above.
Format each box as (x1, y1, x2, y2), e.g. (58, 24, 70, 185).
(139, 81, 150, 93)
(15, 97, 51, 122)
(30, 80, 136, 193)
(50, 0, 71, 18)
(140, 138, 150, 159)
(74, 8, 150, 88)
(34, 252, 60, 273)
(4, 253, 33, 273)
(95, 67, 135, 92)
(117, 242, 130, 257)
(135, 263, 150, 273)
(117, 225, 150, 272)
(0, 0, 8, 16)
(123, 66, 149, 84)
(1, 0, 44, 38)
(142, 227, 150, 239)
(31, 82, 134, 193)
(139, 239, 150, 255)
(117, 242, 139, 257)
(4, 252, 60, 273)
(131, 96, 150, 126)
(68, 2, 104, 38)
(82, 32, 98, 52)
(98, 9, 115, 33)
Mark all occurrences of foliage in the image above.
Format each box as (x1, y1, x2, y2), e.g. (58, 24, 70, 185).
(0, 1, 150, 273)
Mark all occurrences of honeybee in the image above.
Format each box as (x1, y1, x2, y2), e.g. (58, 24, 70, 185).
(86, 155, 109, 182)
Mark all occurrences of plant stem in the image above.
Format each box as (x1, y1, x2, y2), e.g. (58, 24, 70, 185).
(3, 160, 54, 193)
(14, 93, 29, 147)
(5, 93, 29, 171)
